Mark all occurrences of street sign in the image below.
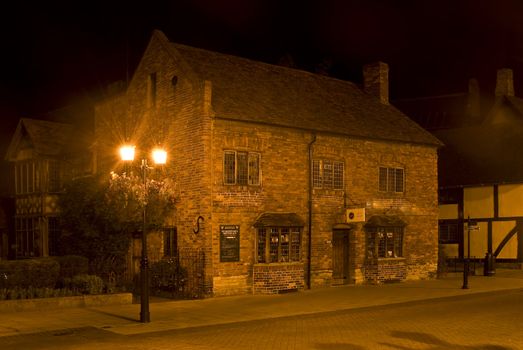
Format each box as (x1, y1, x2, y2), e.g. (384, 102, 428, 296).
(467, 221, 479, 230)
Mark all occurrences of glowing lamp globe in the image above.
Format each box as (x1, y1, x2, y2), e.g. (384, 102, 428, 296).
(120, 145, 136, 161)
(152, 148, 167, 165)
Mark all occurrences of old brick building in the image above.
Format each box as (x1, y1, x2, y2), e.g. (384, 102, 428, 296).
(95, 30, 442, 296)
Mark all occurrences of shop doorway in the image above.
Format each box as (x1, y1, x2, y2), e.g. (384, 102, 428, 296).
(332, 229, 350, 284)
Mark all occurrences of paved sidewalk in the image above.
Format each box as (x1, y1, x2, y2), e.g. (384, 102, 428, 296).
(1, 269, 522, 338)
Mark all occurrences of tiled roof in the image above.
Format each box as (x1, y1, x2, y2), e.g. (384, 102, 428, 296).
(171, 42, 442, 147)
(5, 118, 74, 160)
(21, 118, 73, 156)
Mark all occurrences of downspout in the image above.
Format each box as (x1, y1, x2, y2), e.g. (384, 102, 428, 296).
(307, 133, 316, 289)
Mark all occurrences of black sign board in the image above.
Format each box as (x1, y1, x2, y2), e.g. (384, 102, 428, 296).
(220, 225, 240, 262)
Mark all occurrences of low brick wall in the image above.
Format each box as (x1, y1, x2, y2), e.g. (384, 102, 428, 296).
(365, 258, 407, 284)
(213, 275, 251, 296)
(253, 263, 305, 294)
(0, 293, 133, 313)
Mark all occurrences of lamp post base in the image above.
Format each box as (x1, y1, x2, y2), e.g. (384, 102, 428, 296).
(140, 256, 150, 323)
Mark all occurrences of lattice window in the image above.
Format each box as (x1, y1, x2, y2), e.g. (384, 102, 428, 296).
(248, 153, 260, 185)
(333, 162, 344, 189)
(290, 228, 301, 261)
(366, 226, 403, 258)
(15, 217, 40, 258)
(323, 160, 333, 188)
(223, 151, 236, 184)
(312, 160, 322, 188)
(237, 152, 248, 185)
(439, 222, 459, 243)
(257, 229, 266, 263)
(313, 159, 344, 190)
(379, 166, 404, 193)
(223, 151, 261, 186)
(257, 227, 302, 263)
(269, 228, 279, 263)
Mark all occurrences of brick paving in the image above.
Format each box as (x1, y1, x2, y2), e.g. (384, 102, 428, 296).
(0, 269, 522, 349)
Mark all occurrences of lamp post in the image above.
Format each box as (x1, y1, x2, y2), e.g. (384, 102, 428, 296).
(120, 145, 167, 323)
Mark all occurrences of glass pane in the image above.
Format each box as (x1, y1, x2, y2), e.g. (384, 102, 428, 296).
(333, 162, 344, 189)
(224, 152, 236, 184)
(270, 229, 279, 263)
(377, 230, 386, 258)
(387, 168, 395, 193)
(366, 230, 375, 258)
(386, 230, 394, 257)
(313, 160, 322, 188)
(280, 228, 289, 262)
(257, 229, 266, 263)
(395, 168, 404, 192)
(290, 229, 301, 261)
(248, 153, 260, 185)
(323, 160, 333, 188)
(394, 228, 403, 257)
(237, 152, 248, 185)
(379, 167, 388, 192)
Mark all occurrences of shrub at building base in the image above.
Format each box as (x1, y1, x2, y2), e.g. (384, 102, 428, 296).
(67, 274, 105, 295)
(148, 258, 188, 298)
(0, 258, 60, 289)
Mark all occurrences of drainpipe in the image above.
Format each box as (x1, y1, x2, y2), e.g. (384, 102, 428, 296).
(307, 133, 316, 289)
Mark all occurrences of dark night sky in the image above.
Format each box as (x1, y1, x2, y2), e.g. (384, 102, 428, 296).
(2, 0, 523, 194)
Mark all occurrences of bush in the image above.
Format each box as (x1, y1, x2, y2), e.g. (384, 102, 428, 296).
(69, 274, 104, 295)
(149, 258, 187, 297)
(0, 258, 60, 289)
(53, 255, 89, 279)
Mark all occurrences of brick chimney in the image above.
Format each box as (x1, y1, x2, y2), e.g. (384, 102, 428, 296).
(495, 68, 515, 97)
(363, 62, 389, 105)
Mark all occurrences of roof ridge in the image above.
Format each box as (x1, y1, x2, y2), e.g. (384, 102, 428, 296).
(171, 42, 360, 88)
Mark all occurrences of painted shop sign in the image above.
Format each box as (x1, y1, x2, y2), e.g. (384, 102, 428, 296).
(220, 225, 240, 262)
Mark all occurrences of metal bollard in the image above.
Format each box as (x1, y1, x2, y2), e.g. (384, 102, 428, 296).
(483, 252, 496, 276)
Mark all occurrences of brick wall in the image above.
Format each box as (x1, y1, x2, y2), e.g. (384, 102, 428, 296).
(253, 263, 305, 294)
(365, 258, 407, 284)
(95, 32, 214, 294)
(211, 120, 439, 294)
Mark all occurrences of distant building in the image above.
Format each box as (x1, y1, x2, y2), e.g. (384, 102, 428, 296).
(395, 68, 523, 265)
(95, 30, 441, 296)
(4, 118, 92, 258)
(0, 197, 14, 259)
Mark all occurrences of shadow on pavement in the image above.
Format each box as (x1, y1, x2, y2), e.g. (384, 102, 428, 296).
(379, 330, 514, 350)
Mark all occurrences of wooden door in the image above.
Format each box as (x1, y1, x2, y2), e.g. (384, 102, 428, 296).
(332, 230, 350, 283)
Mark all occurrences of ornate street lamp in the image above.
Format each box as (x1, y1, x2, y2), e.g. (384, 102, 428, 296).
(120, 144, 167, 323)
